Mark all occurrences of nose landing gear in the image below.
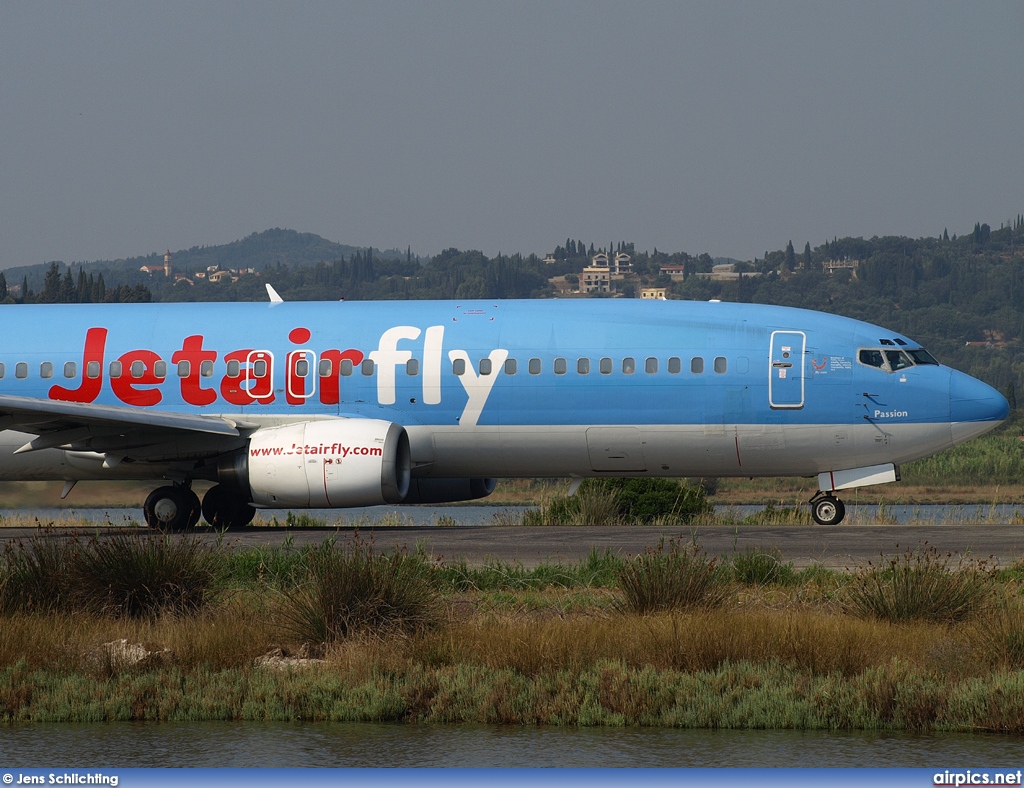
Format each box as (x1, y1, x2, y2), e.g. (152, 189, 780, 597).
(809, 491, 846, 525)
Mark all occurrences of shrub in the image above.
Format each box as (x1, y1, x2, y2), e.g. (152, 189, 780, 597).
(730, 546, 797, 586)
(525, 478, 712, 525)
(0, 536, 81, 614)
(277, 539, 440, 644)
(844, 546, 994, 624)
(74, 533, 222, 618)
(616, 539, 730, 613)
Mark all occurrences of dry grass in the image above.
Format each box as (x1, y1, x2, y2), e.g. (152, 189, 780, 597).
(415, 608, 970, 677)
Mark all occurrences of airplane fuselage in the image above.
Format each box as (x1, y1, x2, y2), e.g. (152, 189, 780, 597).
(0, 299, 1008, 525)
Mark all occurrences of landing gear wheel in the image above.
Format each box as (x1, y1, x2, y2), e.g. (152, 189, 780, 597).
(144, 485, 201, 531)
(202, 484, 256, 530)
(811, 494, 846, 526)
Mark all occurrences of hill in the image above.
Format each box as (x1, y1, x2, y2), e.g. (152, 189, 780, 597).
(3, 229, 410, 295)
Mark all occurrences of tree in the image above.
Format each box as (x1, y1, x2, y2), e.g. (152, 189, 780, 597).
(784, 240, 796, 272)
(802, 242, 812, 269)
(1008, 380, 1018, 412)
(41, 262, 61, 302)
(0, 272, 7, 300)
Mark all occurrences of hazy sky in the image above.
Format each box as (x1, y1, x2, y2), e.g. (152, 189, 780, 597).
(1, 2, 1021, 269)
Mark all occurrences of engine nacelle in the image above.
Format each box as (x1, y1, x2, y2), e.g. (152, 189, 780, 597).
(403, 477, 497, 504)
(238, 420, 411, 508)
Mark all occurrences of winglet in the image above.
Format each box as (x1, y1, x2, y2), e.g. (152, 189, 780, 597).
(266, 284, 284, 304)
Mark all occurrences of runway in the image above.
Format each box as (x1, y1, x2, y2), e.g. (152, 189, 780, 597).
(2, 523, 1023, 568)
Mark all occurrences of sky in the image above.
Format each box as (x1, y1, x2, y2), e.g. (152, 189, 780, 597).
(0, 1, 1021, 269)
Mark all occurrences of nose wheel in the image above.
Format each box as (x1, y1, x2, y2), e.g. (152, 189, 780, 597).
(810, 492, 846, 525)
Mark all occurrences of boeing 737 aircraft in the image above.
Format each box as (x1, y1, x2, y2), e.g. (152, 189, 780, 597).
(0, 296, 1008, 528)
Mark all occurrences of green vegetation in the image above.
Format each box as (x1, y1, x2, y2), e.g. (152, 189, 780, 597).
(7, 219, 1024, 399)
(1, 533, 220, 618)
(276, 540, 440, 644)
(616, 539, 729, 613)
(522, 478, 712, 525)
(4, 534, 1024, 729)
(844, 546, 995, 624)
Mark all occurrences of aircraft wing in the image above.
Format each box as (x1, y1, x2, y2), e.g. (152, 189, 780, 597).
(0, 394, 252, 462)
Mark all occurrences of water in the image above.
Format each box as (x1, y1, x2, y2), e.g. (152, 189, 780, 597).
(3, 503, 1022, 527)
(2, 723, 1024, 767)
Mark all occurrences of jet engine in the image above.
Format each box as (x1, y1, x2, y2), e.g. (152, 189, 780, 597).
(402, 477, 497, 504)
(220, 419, 410, 507)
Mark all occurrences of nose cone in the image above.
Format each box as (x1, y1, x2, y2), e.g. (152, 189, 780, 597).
(949, 370, 1009, 444)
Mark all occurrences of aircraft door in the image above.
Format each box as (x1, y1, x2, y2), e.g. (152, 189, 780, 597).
(244, 351, 275, 400)
(769, 330, 805, 409)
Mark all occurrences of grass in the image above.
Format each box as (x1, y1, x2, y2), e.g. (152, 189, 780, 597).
(844, 545, 996, 624)
(1, 532, 222, 619)
(616, 539, 730, 613)
(275, 539, 441, 644)
(4, 537, 1024, 728)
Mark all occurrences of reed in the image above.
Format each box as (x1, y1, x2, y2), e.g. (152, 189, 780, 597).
(844, 545, 995, 624)
(74, 532, 222, 618)
(728, 546, 798, 586)
(616, 539, 730, 613)
(274, 539, 441, 644)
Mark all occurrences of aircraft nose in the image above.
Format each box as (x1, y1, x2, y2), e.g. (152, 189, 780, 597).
(949, 369, 1009, 430)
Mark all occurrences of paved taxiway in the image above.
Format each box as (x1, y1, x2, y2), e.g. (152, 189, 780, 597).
(1, 524, 1022, 567)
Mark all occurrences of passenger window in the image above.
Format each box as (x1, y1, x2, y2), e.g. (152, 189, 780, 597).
(295, 359, 309, 377)
(714, 357, 727, 374)
(886, 350, 912, 371)
(15, 362, 27, 379)
(577, 358, 590, 374)
(40, 362, 53, 379)
(452, 358, 466, 376)
(529, 358, 541, 375)
(645, 357, 658, 374)
(622, 357, 635, 375)
(253, 360, 267, 377)
(154, 361, 166, 378)
(130, 361, 145, 379)
(200, 360, 214, 378)
(668, 357, 681, 374)
(407, 359, 419, 376)
(177, 360, 190, 378)
(0, 363, 4, 379)
(361, 359, 375, 376)
(340, 359, 353, 377)
(319, 359, 332, 377)
(226, 360, 241, 378)
(504, 358, 517, 375)
(479, 359, 492, 375)
(86, 361, 99, 379)
(859, 349, 885, 368)
(108, 361, 122, 379)
(691, 357, 704, 374)
(600, 357, 612, 374)
(553, 358, 567, 375)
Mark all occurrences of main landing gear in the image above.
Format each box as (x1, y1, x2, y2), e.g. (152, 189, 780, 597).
(809, 491, 846, 526)
(143, 483, 255, 531)
(143, 485, 201, 532)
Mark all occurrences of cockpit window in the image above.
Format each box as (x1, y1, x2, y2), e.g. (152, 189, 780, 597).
(908, 349, 938, 365)
(859, 349, 885, 368)
(885, 350, 913, 371)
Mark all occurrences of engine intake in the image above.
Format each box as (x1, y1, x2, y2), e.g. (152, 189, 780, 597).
(224, 419, 410, 508)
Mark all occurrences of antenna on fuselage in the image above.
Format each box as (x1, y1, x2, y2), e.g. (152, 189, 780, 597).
(266, 284, 284, 304)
